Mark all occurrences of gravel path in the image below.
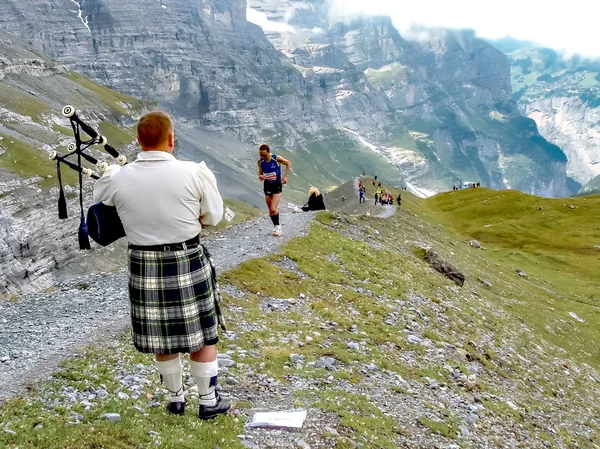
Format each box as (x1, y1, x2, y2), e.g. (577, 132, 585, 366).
(0, 210, 315, 403)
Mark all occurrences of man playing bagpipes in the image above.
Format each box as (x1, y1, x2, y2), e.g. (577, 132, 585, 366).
(93, 111, 230, 419)
(54, 108, 230, 419)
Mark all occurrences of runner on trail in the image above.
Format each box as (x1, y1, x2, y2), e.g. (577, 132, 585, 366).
(258, 144, 291, 236)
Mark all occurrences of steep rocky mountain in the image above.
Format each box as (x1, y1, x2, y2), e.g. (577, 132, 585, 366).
(504, 46, 600, 188)
(0, 0, 572, 196)
(249, 0, 571, 196)
(0, 29, 265, 299)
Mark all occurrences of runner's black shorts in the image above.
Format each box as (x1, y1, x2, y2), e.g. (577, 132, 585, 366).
(264, 181, 283, 196)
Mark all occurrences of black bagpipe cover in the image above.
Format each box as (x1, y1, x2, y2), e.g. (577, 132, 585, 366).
(86, 202, 126, 246)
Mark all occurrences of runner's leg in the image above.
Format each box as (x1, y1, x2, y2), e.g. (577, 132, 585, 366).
(271, 193, 281, 235)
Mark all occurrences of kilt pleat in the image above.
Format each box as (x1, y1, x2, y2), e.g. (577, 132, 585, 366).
(128, 244, 221, 354)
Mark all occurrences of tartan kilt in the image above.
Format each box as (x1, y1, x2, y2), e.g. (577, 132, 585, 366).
(127, 244, 221, 354)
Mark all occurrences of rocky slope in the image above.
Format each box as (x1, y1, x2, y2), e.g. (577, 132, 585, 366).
(506, 47, 600, 188)
(0, 29, 269, 299)
(0, 0, 572, 196)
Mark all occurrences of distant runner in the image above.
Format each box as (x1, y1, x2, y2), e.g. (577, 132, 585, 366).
(258, 144, 291, 236)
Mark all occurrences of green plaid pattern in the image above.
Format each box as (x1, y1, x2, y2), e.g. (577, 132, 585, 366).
(128, 244, 225, 354)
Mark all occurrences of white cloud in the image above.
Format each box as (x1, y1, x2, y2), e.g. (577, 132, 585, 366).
(326, 0, 600, 57)
(246, 7, 296, 33)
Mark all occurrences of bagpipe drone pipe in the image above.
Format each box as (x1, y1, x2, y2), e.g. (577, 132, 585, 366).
(50, 105, 126, 249)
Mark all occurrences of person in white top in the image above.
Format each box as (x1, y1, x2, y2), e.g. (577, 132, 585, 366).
(93, 111, 230, 420)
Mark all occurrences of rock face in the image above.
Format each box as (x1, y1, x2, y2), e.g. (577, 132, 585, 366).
(506, 47, 600, 187)
(0, 0, 572, 196)
(248, 2, 572, 196)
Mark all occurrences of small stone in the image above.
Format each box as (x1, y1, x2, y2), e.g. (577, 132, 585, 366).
(479, 278, 492, 288)
(4, 429, 16, 435)
(366, 363, 378, 371)
(0, 357, 9, 363)
(149, 431, 159, 436)
(347, 342, 360, 351)
(465, 413, 478, 424)
(297, 439, 311, 449)
(428, 380, 440, 389)
(468, 240, 481, 249)
(96, 389, 109, 399)
(407, 335, 422, 344)
(241, 442, 259, 449)
(290, 354, 305, 364)
(71, 413, 84, 422)
(218, 359, 237, 368)
(324, 426, 340, 437)
(305, 336, 313, 343)
(505, 401, 518, 410)
(133, 406, 145, 414)
(517, 270, 527, 277)
(101, 413, 121, 423)
(299, 293, 306, 299)
(460, 424, 470, 437)
(117, 392, 130, 400)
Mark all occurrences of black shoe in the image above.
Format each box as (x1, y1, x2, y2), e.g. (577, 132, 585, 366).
(198, 393, 231, 420)
(166, 400, 186, 416)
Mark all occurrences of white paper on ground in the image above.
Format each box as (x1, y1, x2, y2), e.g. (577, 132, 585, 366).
(248, 410, 307, 429)
(224, 207, 236, 222)
(287, 202, 297, 209)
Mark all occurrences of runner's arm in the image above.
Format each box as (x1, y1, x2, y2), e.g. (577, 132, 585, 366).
(276, 155, 291, 184)
(257, 160, 265, 181)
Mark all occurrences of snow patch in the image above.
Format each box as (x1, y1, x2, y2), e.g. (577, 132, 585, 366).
(405, 181, 435, 199)
(69, 0, 90, 32)
(342, 127, 381, 155)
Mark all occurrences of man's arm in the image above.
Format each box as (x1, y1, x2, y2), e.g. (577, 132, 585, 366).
(198, 162, 224, 227)
(276, 155, 291, 185)
(257, 160, 265, 181)
(92, 165, 120, 205)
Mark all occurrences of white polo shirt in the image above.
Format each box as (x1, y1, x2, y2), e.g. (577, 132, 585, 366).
(92, 151, 223, 246)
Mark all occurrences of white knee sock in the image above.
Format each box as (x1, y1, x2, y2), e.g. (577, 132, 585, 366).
(190, 360, 218, 406)
(155, 356, 185, 403)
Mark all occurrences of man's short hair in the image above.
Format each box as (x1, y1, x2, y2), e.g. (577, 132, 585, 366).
(137, 111, 173, 148)
(259, 144, 270, 152)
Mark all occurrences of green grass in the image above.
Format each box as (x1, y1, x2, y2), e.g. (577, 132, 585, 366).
(65, 72, 147, 115)
(52, 124, 73, 136)
(0, 133, 78, 186)
(0, 338, 246, 449)
(98, 122, 135, 149)
(0, 84, 50, 121)
(2, 181, 600, 448)
(419, 188, 600, 367)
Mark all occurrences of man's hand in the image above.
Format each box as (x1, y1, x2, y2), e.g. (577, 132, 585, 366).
(282, 177, 288, 185)
(259, 174, 266, 181)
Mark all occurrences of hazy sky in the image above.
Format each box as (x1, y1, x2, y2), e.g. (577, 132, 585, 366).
(327, 0, 598, 57)
(248, 0, 599, 57)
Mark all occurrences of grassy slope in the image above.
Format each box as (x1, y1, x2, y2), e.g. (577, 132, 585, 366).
(2, 187, 600, 448)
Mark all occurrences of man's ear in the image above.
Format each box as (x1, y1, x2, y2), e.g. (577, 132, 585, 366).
(168, 132, 175, 150)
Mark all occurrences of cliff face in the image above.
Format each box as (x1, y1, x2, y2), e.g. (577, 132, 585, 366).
(507, 47, 600, 187)
(0, 0, 572, 196)
(247, 1, 571, 195)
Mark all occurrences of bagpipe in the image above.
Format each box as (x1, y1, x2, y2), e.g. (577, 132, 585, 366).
(51, 105, 127, 249)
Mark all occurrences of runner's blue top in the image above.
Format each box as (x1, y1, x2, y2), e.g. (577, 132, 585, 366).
(260, 155, 281, 183)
